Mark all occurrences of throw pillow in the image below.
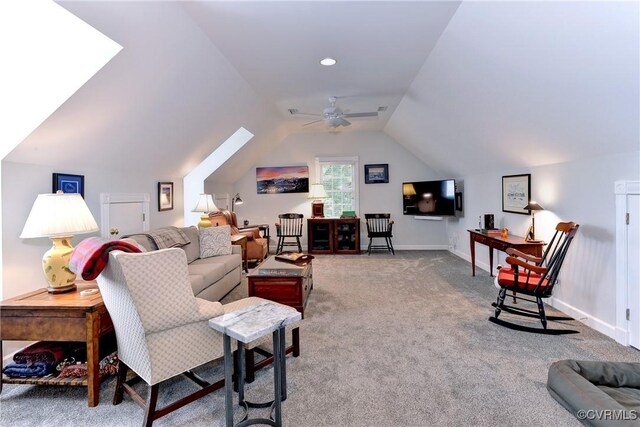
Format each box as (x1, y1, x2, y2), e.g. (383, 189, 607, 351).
(199, 225, 232, 258)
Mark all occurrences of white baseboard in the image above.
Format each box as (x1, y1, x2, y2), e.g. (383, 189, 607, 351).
(390, 245, 450, 251)
(547, 297, 617, 339)
(615, 327, 630, 346)
(449, 248, 492, 274)
(270, 245, 451, 252)
(449, 248, 619, 341)
(358, 245, 449, 251)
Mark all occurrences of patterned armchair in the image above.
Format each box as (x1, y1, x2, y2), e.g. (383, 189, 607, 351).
(209, 210, 268, 264)
(96, 248, 288, 426)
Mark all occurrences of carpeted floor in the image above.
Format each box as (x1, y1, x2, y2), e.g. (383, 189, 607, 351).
(1, 251, 639, 426)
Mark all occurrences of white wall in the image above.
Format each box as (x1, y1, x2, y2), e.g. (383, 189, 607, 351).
(447, 150, 640, 337)
(1, 160, 183, 301)
(206, 131, 451, 249)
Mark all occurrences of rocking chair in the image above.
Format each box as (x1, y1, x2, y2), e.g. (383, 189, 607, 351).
(489, 221, 580, 335)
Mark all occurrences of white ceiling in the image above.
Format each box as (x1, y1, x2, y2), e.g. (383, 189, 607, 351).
(183, 1, 461, 132)
(5, 1, 638, 182)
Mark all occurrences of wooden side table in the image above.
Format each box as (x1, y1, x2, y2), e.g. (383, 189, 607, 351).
(0, 283, 114, 407)
(231, 234, 249, 272)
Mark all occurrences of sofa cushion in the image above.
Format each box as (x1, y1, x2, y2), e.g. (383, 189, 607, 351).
(189, 253, 241, 276)
(126, 234, 158, 252)
(119, 238, 148, 253)
(199, 225, 232, 258)
(188, 274, 206, 297)
(188, 262, 227, 296)
(181, 226, 200, 264)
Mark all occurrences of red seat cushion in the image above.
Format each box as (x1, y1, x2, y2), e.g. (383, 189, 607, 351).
(497, 268, 550, 292)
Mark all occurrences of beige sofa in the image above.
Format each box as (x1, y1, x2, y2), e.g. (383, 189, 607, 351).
(126, 226, 242, 301)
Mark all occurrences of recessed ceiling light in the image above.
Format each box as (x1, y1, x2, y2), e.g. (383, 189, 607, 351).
(320, 57, 337, 66)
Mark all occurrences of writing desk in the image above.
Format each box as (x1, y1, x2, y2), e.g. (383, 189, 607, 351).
(468, 230, 544, 277)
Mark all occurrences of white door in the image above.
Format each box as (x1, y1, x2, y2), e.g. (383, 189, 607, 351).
(628, 194, 640, 349)
(100, 193, 150, 240)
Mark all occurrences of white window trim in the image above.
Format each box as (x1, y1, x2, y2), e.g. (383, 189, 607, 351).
(315, 156, 359, 216)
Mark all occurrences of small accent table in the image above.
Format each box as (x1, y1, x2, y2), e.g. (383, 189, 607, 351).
(209, 301, 301, 427)
(231, 234, 249, 272)
(468, 229, 544, 277)
(0, 283, 114, 407)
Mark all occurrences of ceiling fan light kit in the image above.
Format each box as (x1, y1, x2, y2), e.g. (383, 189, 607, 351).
(291, 96, 381, 129)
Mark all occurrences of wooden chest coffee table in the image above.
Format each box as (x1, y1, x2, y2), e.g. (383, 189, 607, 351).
(247, 257, 313, 318)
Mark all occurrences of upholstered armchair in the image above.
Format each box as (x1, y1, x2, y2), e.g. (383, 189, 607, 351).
(96, 248, 294, 426)
(209, 210, 268, 264)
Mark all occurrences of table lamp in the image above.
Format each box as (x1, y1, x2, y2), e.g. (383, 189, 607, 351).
(308, 183, 328, 218)
(231, 193, 243, 212)
(524, 200, 544, 241)
(20, 191, 99, 293)
(402, 183, 416, 199)
(192, 194, 219, 228)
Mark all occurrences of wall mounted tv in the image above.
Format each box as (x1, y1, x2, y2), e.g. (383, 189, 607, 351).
(402, 179, 456, 216)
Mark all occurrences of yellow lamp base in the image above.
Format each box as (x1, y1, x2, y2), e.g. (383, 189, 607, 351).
(198, 214, 212, 229)
(43, 237, 77, 294)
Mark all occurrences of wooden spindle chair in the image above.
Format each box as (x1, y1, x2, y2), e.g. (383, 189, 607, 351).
(364, 213, 395, 255)
(275, 213, 304, 253)
(489, 221, 580, 334)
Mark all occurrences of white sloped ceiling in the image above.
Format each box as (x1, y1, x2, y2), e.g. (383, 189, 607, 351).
(385, 1, 639, 178)
(5, 1, 285, 182)
(5, 1, 637, 183)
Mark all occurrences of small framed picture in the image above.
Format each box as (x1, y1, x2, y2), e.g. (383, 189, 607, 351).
(158, 182, 174, 211)
(52, 173, 84, 198)
(364, 164, 389, 184)
(502, 174, 531, 215)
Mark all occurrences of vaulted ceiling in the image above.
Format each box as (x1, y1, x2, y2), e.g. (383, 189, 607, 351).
(5, 1, 638, 182)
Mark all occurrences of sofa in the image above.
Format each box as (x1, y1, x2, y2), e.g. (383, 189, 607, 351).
(209, 210, 268, 264)
(125, 225, 242, 301)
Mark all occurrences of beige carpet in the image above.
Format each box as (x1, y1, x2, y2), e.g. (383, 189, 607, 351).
(1, 251, 639, 426)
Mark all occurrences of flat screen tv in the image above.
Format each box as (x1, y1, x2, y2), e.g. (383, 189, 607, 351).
(402, 179, 456, 216)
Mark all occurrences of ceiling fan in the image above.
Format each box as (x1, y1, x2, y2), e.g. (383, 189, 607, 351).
(288, 96, 380, 128)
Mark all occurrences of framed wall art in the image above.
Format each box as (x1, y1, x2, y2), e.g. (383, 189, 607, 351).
(364, 164, 389, 184)
(256, 166, 309, 194)
(52, 173, 84, 198)
(502, 174, 531, 215)
(158, 182, 174, 211)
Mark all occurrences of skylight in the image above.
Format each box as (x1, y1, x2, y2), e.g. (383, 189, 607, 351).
(183, 127, 254, 226)
(0, 0, 122, 160)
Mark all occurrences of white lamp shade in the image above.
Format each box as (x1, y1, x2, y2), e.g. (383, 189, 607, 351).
(307, 184, 328, 199)
(20, 193, 99, 239)
(192, 194, 219, 213)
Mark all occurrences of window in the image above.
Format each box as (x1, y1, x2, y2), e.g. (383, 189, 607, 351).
(315, 157, 359, 218)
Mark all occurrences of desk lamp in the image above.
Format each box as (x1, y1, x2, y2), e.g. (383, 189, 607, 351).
(231, 193, 243, 212)
(20, 191, 99, 293)
(192, 194, 219, 228)
(524, 201, 544, 241)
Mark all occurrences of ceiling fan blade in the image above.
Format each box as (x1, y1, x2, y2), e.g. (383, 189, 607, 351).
(342, 112, 378, 118)
(303, 119, 324, 126)
(294, 112, 323, 117)
(337, 117, 351, 127)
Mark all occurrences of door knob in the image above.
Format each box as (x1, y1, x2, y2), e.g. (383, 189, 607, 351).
(110, 227, 119, 236)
